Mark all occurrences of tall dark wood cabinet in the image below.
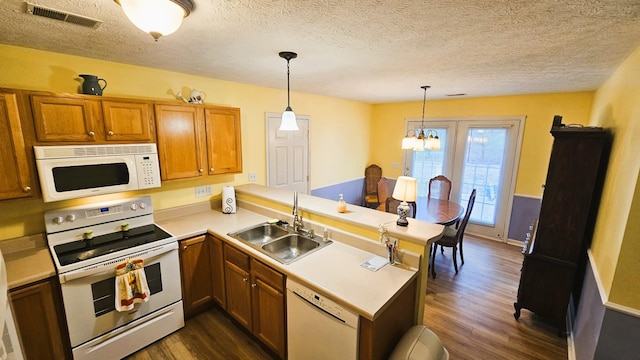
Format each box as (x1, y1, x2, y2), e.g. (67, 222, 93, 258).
(514, 116, 611, 332)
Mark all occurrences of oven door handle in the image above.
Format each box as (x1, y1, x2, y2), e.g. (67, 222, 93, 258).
(59, 242, 178, 284)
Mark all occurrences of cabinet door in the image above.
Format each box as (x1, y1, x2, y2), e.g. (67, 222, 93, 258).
(179, 235, 214, 318)
(31, 95, 100, 142)
(0, 93, 33, 200)
(155, 104, 206, 180)
(224, 260, 252, 329)
(251, 259, 285, 358)
(102, 100, 154, 142)
(204, 106, 242, 175)
(10, 278, 70, 360)
(209, 235, 226, 308)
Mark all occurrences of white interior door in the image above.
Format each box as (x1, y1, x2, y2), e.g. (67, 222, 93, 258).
(266, 113, 309, 193)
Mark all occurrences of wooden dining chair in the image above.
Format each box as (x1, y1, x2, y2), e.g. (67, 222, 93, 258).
(385, 197, 417, 218)
(431, 189, 476, 279)
(428, 175, 452, 200)
(363, 164, 382, 208)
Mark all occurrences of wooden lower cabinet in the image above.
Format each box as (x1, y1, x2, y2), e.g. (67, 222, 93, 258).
(359, 277, 417, 360)
(10, 277, 71, 360)
(209, 235, 227, 307)
(179, 235, 215, 318)
(224, 245, 286, 358)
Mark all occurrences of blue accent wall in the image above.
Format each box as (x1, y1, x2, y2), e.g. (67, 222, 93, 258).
(507, 195, 542, 241)
(311, 178, 365, 205)
(574, 258, 640, 359)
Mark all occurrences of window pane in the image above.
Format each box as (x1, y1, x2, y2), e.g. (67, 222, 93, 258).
(410, 128, 447, 197)
(460, 128, 507, 226)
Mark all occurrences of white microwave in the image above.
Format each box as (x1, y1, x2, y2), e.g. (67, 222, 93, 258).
(34, 144, 161, 202)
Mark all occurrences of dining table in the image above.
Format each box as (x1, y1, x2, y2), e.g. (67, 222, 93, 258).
(416, 197, 465, 226)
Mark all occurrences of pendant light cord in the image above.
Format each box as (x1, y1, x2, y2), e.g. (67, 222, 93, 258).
(287, 59, 291, 108)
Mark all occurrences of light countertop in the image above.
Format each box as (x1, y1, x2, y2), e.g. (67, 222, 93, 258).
(155, 184, 446, 321)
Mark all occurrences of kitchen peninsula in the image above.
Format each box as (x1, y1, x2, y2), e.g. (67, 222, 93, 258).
(156, 184, 444, 359)
(2, 184, 444, 359)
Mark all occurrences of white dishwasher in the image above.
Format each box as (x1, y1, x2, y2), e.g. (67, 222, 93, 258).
(286, 278, 359, 359)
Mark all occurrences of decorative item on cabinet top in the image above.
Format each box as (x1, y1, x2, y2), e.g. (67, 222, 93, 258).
(78, 74, 107, 96)
(175, 89, 206, 104)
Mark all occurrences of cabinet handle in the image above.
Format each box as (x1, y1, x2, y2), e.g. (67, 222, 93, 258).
(251, 283, 257, 288)
(183, 245, 187, 250)
(108, 131, 114, 136)
(210, 168, 214, 172)
(88, 131, 95, 137)
(242, 278, 248, 282)
(23, 186, 31, 192)
(199, 168, 204, 173)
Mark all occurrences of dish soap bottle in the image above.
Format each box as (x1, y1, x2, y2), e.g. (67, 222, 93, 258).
(337, 194, 347, 213)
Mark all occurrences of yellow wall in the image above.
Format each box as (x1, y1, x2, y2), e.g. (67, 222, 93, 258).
(588, 46, 640, 308)
(370, 92, 594, 196)
(0, 44, 370, 240)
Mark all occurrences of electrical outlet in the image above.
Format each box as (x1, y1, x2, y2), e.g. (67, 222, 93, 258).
(248, 172, 257, 182)
(195, 186, 209, 197)
(205, 185, 213, 196)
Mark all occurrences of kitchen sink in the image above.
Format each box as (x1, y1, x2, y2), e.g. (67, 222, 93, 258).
(227, 222, 332, 264)
(261, 234, 320, 263)
(228, 223, 290, 244)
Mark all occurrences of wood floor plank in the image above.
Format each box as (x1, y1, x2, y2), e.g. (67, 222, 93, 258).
(127, 234, 567, 359)
(426, 235, 567, 360)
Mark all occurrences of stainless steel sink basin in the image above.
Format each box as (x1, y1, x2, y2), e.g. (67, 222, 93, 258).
(261, 234, 320, 263)
(227, 222, 332, 264)
(228, 223, 290, 244)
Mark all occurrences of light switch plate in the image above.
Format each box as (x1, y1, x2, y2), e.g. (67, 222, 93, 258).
(248, 172, 257, 182)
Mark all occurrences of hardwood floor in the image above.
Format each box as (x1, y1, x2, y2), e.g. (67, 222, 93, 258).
(426, 234, 568, 359)
(128, 235, 568, 359)
(125, 307, 278, 360)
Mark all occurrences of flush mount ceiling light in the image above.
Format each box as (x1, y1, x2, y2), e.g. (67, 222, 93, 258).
(279, 51, 299, 131)
(401, 85, 441, 151)
(114, 0, 194, 41)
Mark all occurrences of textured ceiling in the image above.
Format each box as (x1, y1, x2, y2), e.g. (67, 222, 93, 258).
(1, 0, 639, 103)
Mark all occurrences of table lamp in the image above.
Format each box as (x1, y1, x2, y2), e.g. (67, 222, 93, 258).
(392, 176, 417, 227)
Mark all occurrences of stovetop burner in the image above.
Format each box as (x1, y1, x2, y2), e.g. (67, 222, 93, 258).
(53, 224, 172, 266)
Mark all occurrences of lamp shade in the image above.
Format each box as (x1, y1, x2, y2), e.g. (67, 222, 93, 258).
(279, 107, 299, 131)
(117, 0, 190, 40)
(392, 176, 417, 202)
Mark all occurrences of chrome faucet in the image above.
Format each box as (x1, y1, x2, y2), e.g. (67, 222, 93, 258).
(292, 191, 303, 232)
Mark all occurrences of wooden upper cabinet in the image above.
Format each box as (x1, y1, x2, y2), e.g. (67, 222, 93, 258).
(101, 100, 154, 141)
(31, 95, 100, 142)
(204, 106, 242, 175)
(30, 95, 154, 143)
(0, 92, 33, 200)
(155, 104, 207, 180)
(155, 103, 243, 180)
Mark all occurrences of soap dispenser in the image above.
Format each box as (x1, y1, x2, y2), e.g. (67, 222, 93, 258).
(337, 194, 347, 213)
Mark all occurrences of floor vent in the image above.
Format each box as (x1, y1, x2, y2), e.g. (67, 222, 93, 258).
(25, 2, 102, 29)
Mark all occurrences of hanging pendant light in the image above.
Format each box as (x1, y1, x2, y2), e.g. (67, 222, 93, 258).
(402, 85, 441, 151)
(278, 51, 299, 131)
(115, 0, 194, 41)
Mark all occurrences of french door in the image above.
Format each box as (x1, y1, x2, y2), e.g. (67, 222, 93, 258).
(403, 117, 524, 242)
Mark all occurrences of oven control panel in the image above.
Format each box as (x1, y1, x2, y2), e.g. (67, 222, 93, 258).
(44, 196, 153, 232)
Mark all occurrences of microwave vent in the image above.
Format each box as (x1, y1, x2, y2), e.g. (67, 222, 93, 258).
(34, 144, 157, 160)
(25, 2, 103, 29)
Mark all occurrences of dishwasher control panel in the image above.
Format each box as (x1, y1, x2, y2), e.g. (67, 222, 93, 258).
(286, 278, 359, 327)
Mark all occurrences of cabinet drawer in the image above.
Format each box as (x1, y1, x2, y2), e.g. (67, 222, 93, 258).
(224, 245, 250, 271)
(251, 259, 284, 292)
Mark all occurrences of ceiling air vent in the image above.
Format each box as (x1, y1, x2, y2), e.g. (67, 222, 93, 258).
(25, 2, 102, 29)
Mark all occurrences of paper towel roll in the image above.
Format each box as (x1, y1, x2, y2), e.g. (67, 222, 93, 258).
(222, 186, 236, 214)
